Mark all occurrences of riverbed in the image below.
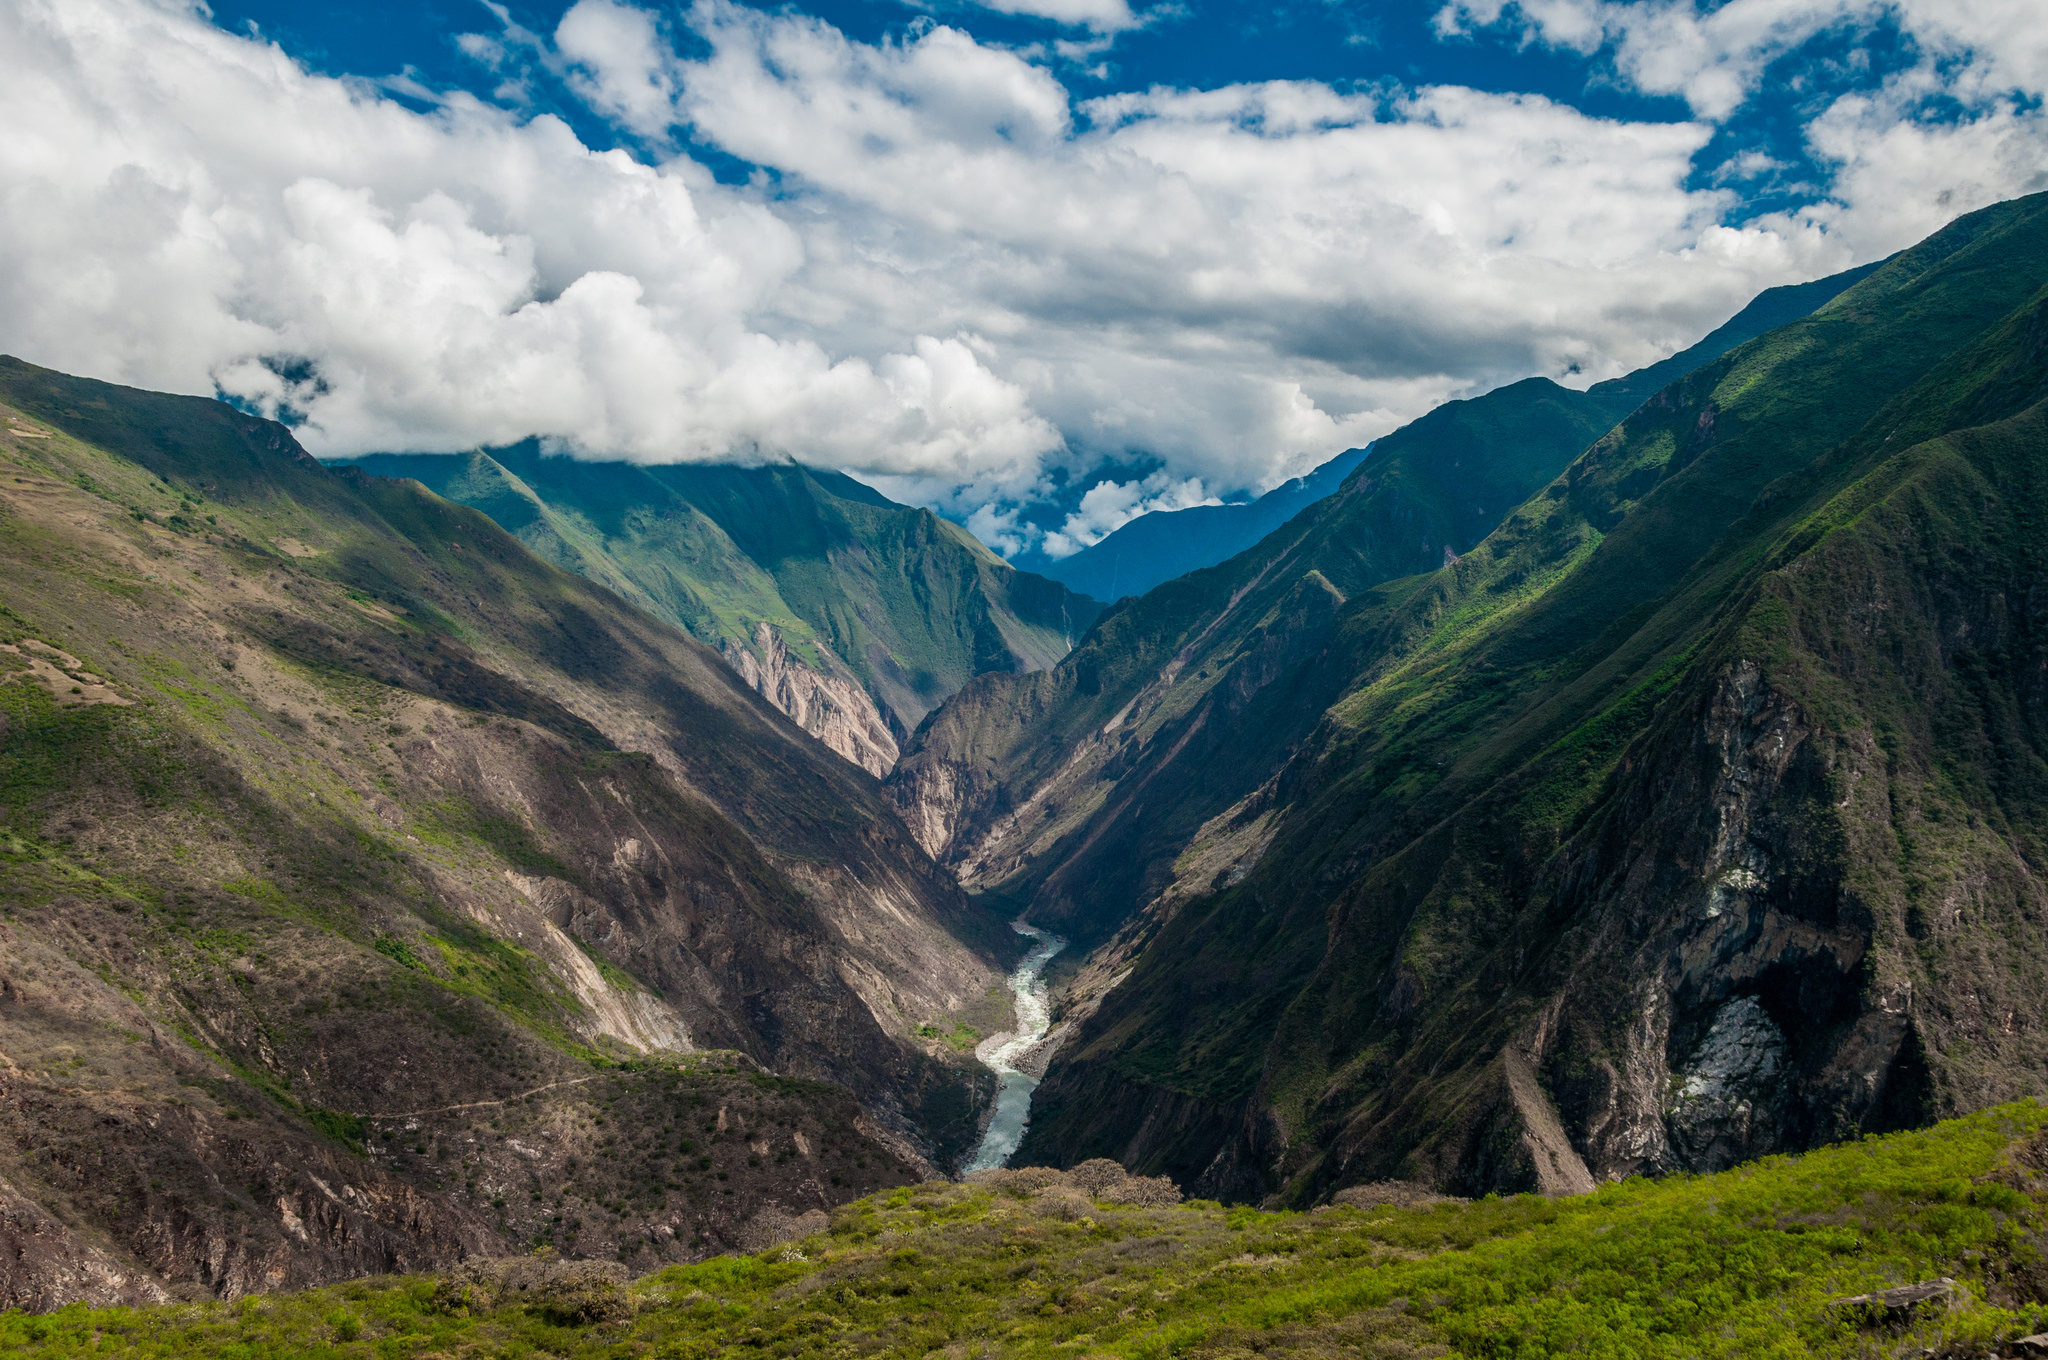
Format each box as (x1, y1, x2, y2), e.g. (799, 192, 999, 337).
(963, 922, 1068, 1173)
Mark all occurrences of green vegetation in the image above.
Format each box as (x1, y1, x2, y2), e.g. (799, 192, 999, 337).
(11, 1102, 2048, 1357)
(916, 1021, 982, 1053)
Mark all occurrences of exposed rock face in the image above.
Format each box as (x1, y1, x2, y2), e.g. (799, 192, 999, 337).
(723, 623, 899, 776)
(1666, 997, 1786, 1171)
(0, 1171, 168, 1311)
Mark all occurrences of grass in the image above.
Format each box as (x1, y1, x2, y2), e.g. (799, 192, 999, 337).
(9, 1101, 2048, 1358)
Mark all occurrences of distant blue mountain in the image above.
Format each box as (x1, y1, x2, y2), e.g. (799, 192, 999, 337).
(1033, 256, 1888, 603)
(1031, 444, 1374, 603)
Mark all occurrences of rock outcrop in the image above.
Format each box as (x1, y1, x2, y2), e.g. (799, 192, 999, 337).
(723, 623, 898, 776)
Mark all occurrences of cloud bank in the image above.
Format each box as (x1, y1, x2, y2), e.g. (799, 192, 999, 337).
(2, 0, 2045, 555)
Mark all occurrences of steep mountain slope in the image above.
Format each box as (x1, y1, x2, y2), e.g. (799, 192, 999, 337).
(887, 375, 1641, 936)
(0, 360, 1019, 1304)
(1023, 260, 1884, 608)
(343, 450, 1100, 775)
(1012, 192, 2048, 1201)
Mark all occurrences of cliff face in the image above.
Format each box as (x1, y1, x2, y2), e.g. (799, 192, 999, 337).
(722, 623, 899, 777)
(343, 450, 1101, 769)
(0, 360, 1013, 1305)
(1008, 193, 2048, 1203)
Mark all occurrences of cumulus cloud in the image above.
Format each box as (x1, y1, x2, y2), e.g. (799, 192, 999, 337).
(1435, 0, 2048, 261)
(667, 0, 1849, 493)
(1039, 473, 1219, 558)
(0, 0, 1058, 479)
(2, 0, 2044, 552)
(1435, 0, 2048, 125)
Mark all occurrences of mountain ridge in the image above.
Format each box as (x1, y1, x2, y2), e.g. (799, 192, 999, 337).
(342, 448, 1101, 775)
(1021, 258, 1887, 609)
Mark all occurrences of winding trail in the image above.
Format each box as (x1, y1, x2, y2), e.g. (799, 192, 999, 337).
(352, 1075, 605, 1121)
(964, 922, 1068, 1172)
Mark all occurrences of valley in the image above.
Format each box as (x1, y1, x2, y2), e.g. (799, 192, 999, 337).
(4, 185, 2048, 1357)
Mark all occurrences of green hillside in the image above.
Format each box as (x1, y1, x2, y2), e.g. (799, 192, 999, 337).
(887, 367, 1643, 917)
(12, 1101, 2048, 1358)
(1008, 192, 2048, 1200)
(344, 448, 1100, 764)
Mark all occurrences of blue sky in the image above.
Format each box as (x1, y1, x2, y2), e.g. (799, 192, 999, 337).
(3, 0, 2044, 556)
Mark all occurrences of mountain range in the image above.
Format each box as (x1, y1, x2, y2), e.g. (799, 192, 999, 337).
(339, 451, 1100, 777)
(1026, 257, 1885, 606)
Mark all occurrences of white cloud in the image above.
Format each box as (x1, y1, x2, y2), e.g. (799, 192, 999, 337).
(2, 0, 2044, 553)
(1040, 472, 1218, 558)
(667, 0, 1855, 496)
(556, 0, 681, 139)
(967, 0, 1142, 35)
(1436, 0, 2048, 123)
(0, 0, 1058, 480)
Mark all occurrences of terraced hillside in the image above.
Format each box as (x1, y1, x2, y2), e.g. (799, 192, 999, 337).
(0, 361, 1022, 1306)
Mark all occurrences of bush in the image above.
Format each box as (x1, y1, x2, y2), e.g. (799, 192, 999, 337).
(1067, 1159, 1129, 1195)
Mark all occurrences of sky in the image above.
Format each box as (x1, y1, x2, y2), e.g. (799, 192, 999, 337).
(3, 1, 2046, 559)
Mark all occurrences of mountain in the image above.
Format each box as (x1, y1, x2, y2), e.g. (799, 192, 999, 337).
(1025, 260, 1887, 607)
(890, 192, 2048, 1202)
(0, 359, 1023, 1305)
(340, 449, 1101, 776)
(1031, 444, 1374, 603)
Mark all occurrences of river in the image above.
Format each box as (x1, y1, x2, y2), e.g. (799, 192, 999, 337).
(963, 922, 1068, 1173)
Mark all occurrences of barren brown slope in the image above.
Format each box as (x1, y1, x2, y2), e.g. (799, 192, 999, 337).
(0, 358, 1018, 1306)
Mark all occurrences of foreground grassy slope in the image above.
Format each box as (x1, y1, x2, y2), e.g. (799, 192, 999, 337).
(1023, 193, 2048, 1199)
(346, 449, 1100, 752)
(0, 360, 1013, 1304)
(13, 1101, 2048, 1358)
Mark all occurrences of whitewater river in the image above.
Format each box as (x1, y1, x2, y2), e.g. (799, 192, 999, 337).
(963, 922, 1069, 1173)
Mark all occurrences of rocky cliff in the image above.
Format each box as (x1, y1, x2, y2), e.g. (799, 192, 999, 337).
(722, 622, 899, 777)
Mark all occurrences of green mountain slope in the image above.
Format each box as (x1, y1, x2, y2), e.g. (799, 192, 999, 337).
(1011, 192, 2048, 1200)
(1026, 260, 1884, 608)
(887, 369, 1641, 931)
(343, 448, 1100, 775)
(0, 360, 1022, 1305)
(16, 1101, 2048, 1357)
